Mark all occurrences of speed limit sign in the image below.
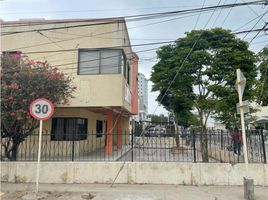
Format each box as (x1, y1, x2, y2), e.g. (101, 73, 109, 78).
(29, 98, 54, 194)
(29, 98, 54, 120)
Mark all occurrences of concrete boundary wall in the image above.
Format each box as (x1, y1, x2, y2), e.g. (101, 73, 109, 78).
(1, 162, 268, 186)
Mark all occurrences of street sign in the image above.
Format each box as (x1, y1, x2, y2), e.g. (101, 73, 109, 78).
(29, 98, 54, 120)
(235, 69, 246, 97)
(236, 100, 249, 114)
(29, 98, 54, 195)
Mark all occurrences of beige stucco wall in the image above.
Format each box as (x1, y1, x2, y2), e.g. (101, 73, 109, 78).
(1, 162, 268, 186)
(1, 19, 132, 112)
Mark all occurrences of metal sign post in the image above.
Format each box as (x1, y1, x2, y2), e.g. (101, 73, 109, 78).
(36, 120, 43, 194)
(236, 69, 249, 167)
(29, 98, 54, 194)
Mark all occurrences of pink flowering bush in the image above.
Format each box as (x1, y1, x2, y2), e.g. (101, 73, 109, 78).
(1, 53, 76, 160)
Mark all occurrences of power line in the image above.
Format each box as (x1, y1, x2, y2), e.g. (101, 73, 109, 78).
(221, 0, 238, 26)
(0, 4, 221, 16)
(1, 0, 266, 34)
(2, 1, 267, 76)
(48, 24, 267, 42)
(233, 11, 266, 32)
(37, 31, 66, 50)
(193, 0, 207, 30)
(1, 20, 120, 35)
(3, 26, 265, 56)
(211, 0, 225, 27)
(234, 26, 268, 34)
(242, 10, 268, 40)
(30, 28, 267, 62)
(9, 40, 174, 55)
(2, 46, 162, 75)
(248, 22, 268, 44)
(2, 12, 212, 51)
(2, 2, 265, 53)
(241, 0, 267, 23)
(2, 28, 266, 75)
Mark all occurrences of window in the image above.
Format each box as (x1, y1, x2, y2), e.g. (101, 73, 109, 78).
(78, 49, 125, 75)
(96, 120, 103, 138)
(2, 51, 22, 56)
(51, 118, 87, 141)
(127, 63, 130, 85)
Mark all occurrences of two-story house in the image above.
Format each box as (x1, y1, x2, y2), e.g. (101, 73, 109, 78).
(1, 18, 139, 158)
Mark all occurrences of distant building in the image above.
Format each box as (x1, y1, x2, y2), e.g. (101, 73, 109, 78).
(214, 122, 226, 130)
(251, 105, 268, 129)
(135, 73, 148, 121)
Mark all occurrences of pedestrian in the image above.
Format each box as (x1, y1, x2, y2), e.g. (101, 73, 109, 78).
(231, 127, 242, 155)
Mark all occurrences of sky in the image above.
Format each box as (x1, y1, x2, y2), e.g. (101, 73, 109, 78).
(1, 0, 268, 123)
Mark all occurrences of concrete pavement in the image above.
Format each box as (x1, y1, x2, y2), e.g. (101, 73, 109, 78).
(1, 183, 268, 200)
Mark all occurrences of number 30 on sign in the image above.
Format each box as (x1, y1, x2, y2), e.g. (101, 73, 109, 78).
(29, 98, 54, 120)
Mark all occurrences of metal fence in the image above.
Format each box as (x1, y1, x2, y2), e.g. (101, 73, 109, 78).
(1, 129, 267, 163)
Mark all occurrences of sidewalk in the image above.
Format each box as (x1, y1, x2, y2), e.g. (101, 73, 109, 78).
(1, 183, 268, 200)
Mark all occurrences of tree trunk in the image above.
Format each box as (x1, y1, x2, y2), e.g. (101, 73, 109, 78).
(6, 141, 20, 161)
(200, 125, 208, 162)
(198, 110, 209, 162)
(11, 142, 20, 161)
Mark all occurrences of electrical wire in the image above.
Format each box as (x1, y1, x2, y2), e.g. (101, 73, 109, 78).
(212, 0, 225, 27)
(2, 12, 212, 51)
(2, 26, 267, 77)
(1, 0, 265, 34)
(242, 10, 268, 40)
(2, 26, 265, 57)
(234, 26, 268, 34)
(233, 11, 266, 32)
(193, 0, 207, 30)
(248, 22, 268, 44)
(1, 46, 162, 75)
(241, 0, 267, 23)
(2, 2, 265, 52)
(4, 40, 173, 56)
(221, 0, 238, 26)
(0, 4, 220, 16)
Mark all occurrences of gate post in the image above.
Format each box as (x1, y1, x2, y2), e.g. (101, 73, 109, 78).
(260, 128, 267, 163)
(131, 124, 134, 162)
(72, 133, 75, 161)
(193, 129, 197, 163)
(221, 130, 224, 150)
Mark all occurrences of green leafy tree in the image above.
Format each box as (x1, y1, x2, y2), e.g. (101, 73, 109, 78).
(257, 47, 268, 106)
(1, 53, 76, 160)
(147, 114, 168, 123)
(151, 28, 257, 161)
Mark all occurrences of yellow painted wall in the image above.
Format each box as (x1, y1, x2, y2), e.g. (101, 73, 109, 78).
(1, 19, 132, 112)
(17, 107, 131, 159)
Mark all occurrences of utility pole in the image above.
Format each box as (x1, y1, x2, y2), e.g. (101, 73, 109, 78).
(236, 69, 249, 166)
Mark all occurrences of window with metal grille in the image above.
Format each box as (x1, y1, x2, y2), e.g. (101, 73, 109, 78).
(51, 118, 87, 140)
(78, 49, 125, 75)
